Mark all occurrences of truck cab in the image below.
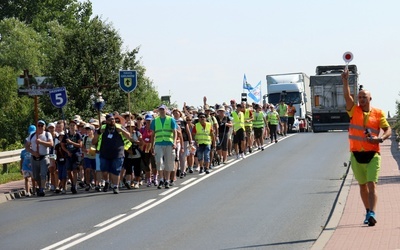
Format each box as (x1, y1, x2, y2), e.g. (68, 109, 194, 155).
(266, 73, 312, 132)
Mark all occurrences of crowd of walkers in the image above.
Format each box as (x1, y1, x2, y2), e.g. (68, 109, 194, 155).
(21, 97, 300, 196)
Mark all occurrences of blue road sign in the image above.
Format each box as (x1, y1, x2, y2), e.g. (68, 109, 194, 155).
(119, 70, 137, 93)
(49, 87, 68, 108)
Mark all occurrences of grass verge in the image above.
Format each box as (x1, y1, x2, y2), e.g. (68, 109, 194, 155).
(0, 163, 24, 185)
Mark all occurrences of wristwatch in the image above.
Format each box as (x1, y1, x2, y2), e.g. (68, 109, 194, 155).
(379, 138, 384, 143)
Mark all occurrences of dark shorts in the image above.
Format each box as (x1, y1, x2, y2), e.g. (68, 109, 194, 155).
(233, 128, 245, 144)
(84, 158, 96, 170)
(66, 154, 80, 171)
(142, 152, 156, 172)
(253, 127, 263, 139)
(100, 157, 124, 176)
(57, 163, 67, 180)
(216, 133, 229, 151)
(280, 116, 288, 123)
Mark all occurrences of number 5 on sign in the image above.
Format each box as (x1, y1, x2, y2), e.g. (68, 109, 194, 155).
(49, 87, 68, 108)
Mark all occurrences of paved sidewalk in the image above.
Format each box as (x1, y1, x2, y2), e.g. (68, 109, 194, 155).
(314, 136, 400, 250)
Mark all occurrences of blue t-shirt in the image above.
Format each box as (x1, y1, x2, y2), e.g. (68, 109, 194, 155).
(150, 117, 178, 146)
(20, 149, 32, 171)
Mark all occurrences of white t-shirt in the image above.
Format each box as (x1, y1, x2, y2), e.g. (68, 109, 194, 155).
(28, 132, 53, 155)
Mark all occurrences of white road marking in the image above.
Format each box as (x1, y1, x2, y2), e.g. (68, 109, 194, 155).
(41, 233, 85, 250)
(93, 214, 126, 227)
(181, 177, 196, 185)
(159, 187, 179, 195)
(131, 199, 156, 210)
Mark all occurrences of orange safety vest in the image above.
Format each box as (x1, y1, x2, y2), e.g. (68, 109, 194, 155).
(348, 106, 382, 152)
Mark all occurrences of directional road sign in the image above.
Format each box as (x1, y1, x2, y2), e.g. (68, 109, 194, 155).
(119, 70, 137, 93)
(49, 87, 68, 108)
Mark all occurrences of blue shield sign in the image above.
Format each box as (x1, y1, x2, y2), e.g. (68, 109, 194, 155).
(49, 87, 68, 108)
(119, 70, 137, 93)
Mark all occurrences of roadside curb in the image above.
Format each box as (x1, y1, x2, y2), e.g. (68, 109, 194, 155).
(0, 188, 26, 204)
(311, 165, 354, 250)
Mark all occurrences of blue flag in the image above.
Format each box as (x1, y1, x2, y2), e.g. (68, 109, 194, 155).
(248, 81, 261, 103)
(243, 74, 253, 90)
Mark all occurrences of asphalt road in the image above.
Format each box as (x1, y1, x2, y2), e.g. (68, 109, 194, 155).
(0, 132, 350, 250)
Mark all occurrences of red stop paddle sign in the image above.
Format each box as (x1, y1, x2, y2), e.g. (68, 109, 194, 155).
(343, 51, 353, 63)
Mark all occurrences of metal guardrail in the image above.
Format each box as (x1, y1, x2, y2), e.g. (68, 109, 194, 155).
(0, 149, 23, 165)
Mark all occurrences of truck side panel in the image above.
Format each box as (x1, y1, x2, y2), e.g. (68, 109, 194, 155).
(310, 67, 358, 132)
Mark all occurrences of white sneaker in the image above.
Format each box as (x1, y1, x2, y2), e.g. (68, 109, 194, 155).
(241, 153, 246, 159)
(134, 183, 139, 189)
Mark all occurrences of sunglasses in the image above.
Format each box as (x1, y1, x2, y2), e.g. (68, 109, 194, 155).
(199, 116, 206, 119)
(38, 124, 44, 127)
(137, 118, 143, 120)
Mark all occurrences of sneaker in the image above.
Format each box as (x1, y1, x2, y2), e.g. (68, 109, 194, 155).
(189, 168, 194, 174)
(38, 188, 45, 197)
(368, 211, 377, 226)
(71, 186, 77, 194)
(261, 146, 264, 151)
(103, 182, 109, 192)
(113, 186, 119, 194)
(95, 186, 101, 192)
(147, 181, 152, 187)
(205, 169, 210, 174)
(164, 181, 170, 189)
(25, 192, 31, 197)
(157, 180, 164, 189)
(199, 167, 204, 174)
(241, 153, 246, 159)
(50, 185, 55, 192)
(55, 188, 61, 194)
(169, 180, 175, 186)
(364, 213, 370, 224)
(61, 189, 66, 194)
(78, 182, 85, 188)
(154, 180, 159, 186)
(249, 147, 252, 153)
(85, 184, 91, 191)
(275, 140, 278, 143)
(180, 172, 186, 179)
(133, 183, 139, 189)
(236, 154, 240, 160)
(125, 181, 131, 190)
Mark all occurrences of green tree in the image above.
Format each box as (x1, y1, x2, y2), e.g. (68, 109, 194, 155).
(0, 66, 33, 150)
(0, 0, 92, 31)
(0, 18, 45, 73)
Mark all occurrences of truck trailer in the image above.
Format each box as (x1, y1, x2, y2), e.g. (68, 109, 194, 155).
(266, 72, 312, 131)
(310, 65, 358, 132)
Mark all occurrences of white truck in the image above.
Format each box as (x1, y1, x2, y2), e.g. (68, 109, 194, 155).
(310, 65, 358, 132)
(266, 72, 312, 132)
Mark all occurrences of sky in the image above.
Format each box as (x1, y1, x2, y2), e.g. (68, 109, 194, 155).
(89, 0, 400, 116)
